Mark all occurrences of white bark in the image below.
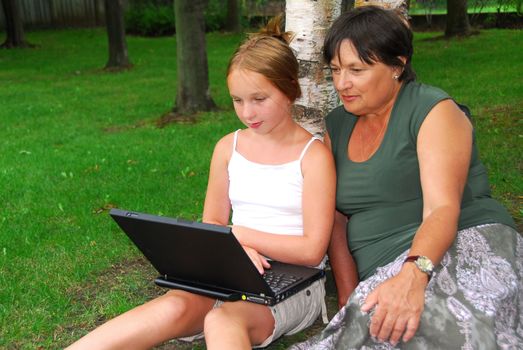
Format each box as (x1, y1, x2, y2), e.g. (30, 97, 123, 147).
(285, 0, 342, 136)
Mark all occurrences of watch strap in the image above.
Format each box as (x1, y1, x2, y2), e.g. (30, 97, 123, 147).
(404, 255, 433, 280)
(404, 255, 420, 263)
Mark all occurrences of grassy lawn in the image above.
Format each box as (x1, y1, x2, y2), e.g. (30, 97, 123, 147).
(408, 5, 520, 15)
(0, 28, 521, 349)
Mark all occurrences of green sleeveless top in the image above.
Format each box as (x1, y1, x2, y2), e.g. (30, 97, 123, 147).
(326, 81, 516, 280)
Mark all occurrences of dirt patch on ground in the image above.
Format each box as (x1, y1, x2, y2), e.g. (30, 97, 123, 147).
(102, 110, 200, 134)
(59, 257, 166, 345)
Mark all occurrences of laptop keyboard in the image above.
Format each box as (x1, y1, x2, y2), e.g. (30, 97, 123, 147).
(263, 270, 302, 292)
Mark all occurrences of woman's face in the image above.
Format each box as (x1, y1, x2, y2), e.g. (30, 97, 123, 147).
(227, 69, 292, 133)
(329, 40, 402, 117)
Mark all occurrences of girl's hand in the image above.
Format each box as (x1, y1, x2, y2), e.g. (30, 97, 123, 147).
(360, 264, 428, 346)
(242, 245, 271, 274)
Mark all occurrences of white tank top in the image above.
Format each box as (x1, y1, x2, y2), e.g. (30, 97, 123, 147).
(228, 130, 319, 236)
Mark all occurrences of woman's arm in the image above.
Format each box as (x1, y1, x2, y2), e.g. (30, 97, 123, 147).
(232, 141, 336, 267)
(323, 132, 359, 308)
(361, 99, 473, 346)
(409, 100, 472, 265)
(328, 210, 359, 309)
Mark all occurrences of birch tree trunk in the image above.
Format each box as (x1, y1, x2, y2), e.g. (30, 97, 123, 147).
(285, 0, 342, 135)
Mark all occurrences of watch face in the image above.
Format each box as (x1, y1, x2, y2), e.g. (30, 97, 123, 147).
(416, 256, 434, 273)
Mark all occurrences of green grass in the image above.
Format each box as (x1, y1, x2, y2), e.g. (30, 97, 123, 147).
(413, 29, 522, 218)
(0, 28, 521, 349)
(408, 5, 520, 15)
(0, 28, 244, 348)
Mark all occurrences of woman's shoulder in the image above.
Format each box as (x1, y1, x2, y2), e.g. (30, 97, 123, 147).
(401, 81, 451, 104)
(324, 105, 356, 154)
(396, 82, 453, 135)
(326, 104, 352, 122)
(325, 105, 356, 133)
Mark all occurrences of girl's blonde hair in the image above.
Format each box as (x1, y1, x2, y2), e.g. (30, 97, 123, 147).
(227, 15, 301, 102)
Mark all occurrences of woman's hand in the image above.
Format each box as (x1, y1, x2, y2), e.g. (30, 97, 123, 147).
(241, 245, 271, 274)
(361, 263, 428, 346)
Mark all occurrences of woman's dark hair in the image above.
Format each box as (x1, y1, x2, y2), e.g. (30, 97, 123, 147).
(323, 6, 416, 82)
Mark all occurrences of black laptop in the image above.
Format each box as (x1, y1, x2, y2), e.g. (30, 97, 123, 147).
(109, 208, 325, 306)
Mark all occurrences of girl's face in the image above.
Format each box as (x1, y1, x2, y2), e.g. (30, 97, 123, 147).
(329, 40, 401, 117)
(227, 69, 292, 134)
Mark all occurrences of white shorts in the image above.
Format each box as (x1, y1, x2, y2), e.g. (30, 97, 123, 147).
(258, 278, 327, 347)
(180, 278, 327, 347)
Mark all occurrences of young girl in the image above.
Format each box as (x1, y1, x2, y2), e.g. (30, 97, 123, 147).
(66, 17, 335, 350)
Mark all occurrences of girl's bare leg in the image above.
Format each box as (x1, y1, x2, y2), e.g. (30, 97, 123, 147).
(66, 290, 215, 350)
(204, 301, 275, 350)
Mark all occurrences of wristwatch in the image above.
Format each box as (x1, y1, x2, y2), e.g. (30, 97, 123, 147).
(404, 255, 434, 280)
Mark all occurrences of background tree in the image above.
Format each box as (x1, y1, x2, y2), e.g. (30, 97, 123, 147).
(285, 0, 342, 135)
(104, 0, 132, 70)
(225, 0, 241, 33)
(354, 0, 410, 20)
(446, 0, 471, 37)
(171, 0, 216, 116)
(1, 0, 31, 48)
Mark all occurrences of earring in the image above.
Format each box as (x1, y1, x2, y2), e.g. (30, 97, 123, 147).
(393, 74, 399, 80)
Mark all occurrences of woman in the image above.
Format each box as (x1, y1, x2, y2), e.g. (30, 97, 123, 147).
(292, 6, 521, 349)
(67, 16, 335, 350)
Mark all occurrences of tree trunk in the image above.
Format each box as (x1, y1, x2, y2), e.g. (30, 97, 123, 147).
(173, 0, 216, 115)
(445, 0, 471, 37)
(285, 0, 342, 135)
(1, 0, 30, 48)
(225, 0, 241, 33)
(104, 0, 131, 70)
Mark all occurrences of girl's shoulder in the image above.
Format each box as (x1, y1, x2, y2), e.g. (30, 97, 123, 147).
(303, 137, 331, 159)
(216, 130, 238, 146)
(300, 135, 335, 179)
(298, 131, 332, 165)
(213, 130, 240, 162)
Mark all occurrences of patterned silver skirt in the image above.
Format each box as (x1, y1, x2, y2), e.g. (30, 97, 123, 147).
(290, 224, 523, 349)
